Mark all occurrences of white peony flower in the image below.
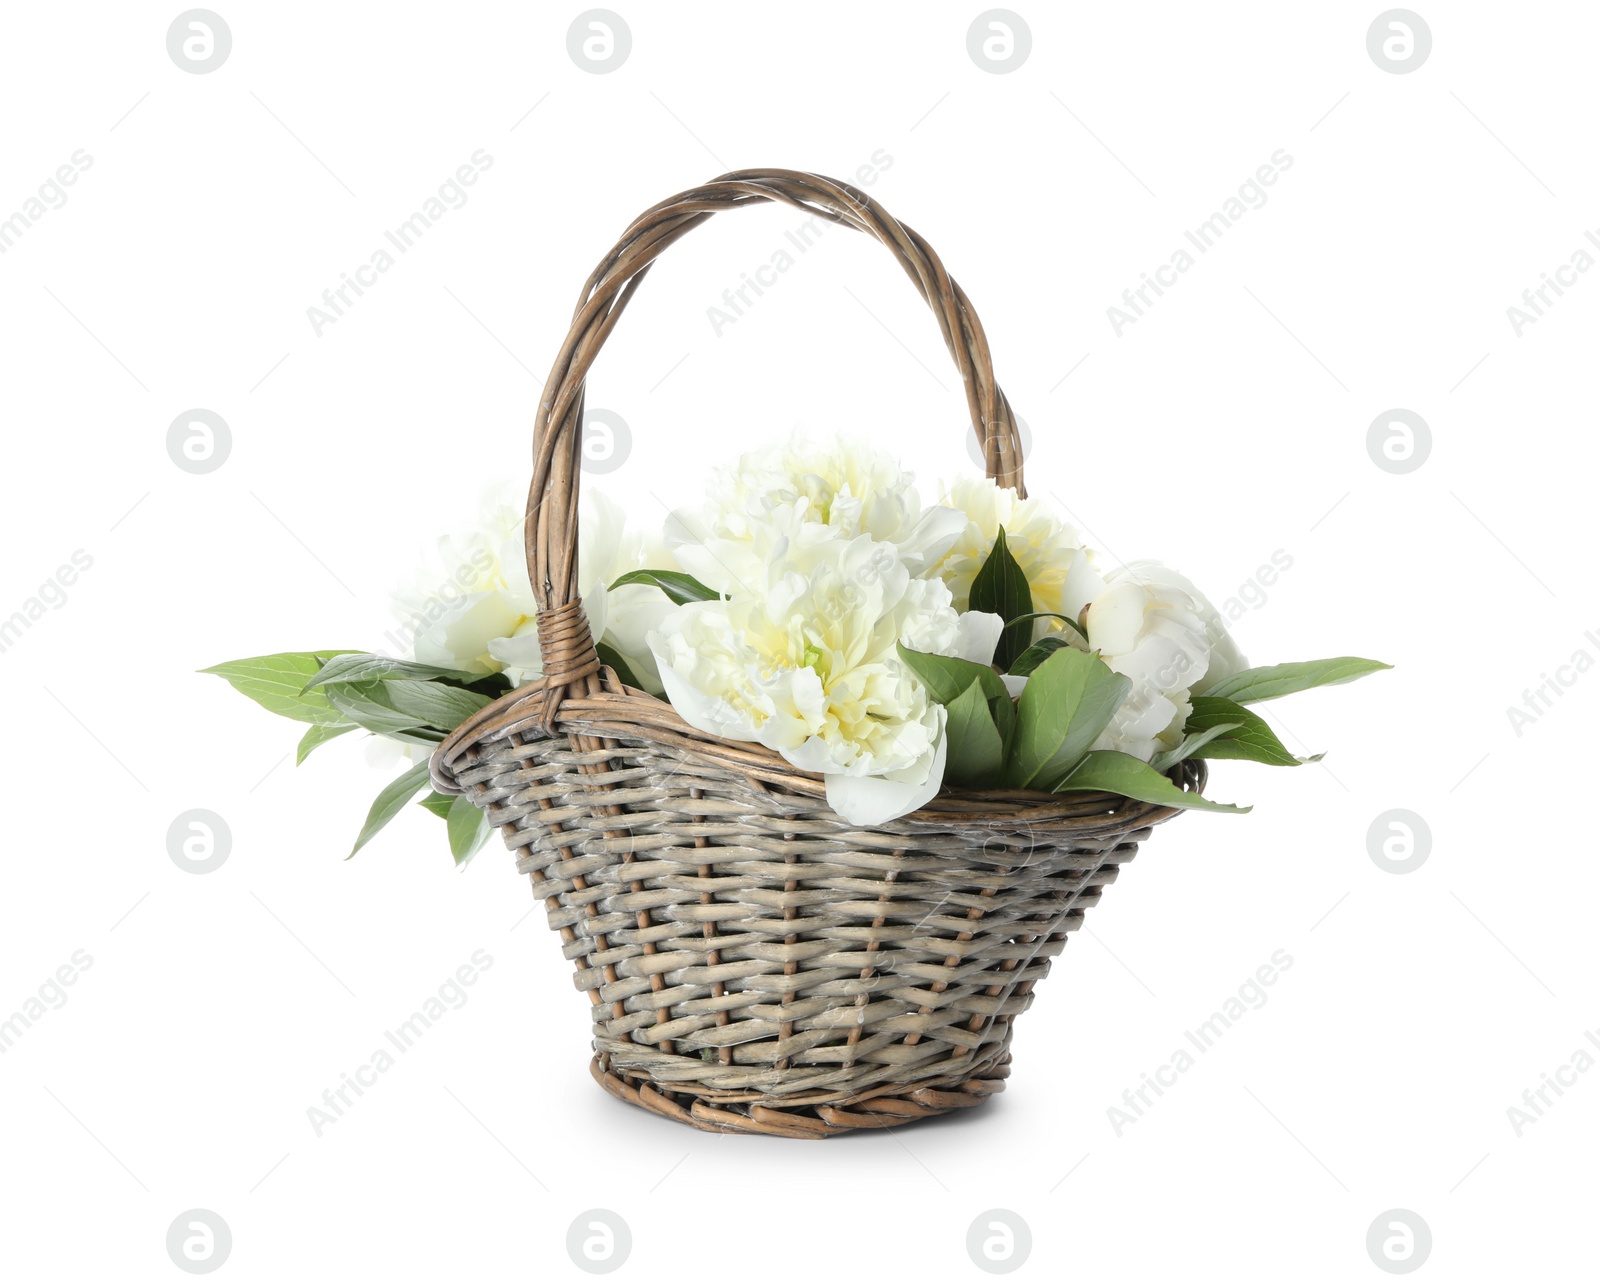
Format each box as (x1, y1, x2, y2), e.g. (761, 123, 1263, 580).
(647, 507, 999, 825)
(386, 485, 524, 675)
(930, 478, 1106, 639)
(389, 485, 666, 691)
(483, 490, 680, 692)
(667, 430, 967, 591)
(1084, 560, 1247, 761)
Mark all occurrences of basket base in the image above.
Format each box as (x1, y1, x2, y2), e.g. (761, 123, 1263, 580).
(589, 1053, 1011, 1139)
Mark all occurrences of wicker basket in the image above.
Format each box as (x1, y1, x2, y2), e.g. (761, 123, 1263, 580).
(430, 169, 1206, 1138)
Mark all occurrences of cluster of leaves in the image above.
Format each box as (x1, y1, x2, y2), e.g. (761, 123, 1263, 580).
(202, 651, 511, 864)
(204, 534, 1388, 860)
(902, 529, 1391, 813)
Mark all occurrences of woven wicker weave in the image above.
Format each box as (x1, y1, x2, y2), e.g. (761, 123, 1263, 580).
(431, 170, 1206, 1138)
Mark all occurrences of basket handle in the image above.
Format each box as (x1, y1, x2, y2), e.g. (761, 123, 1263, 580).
(523, 168, 1025, 719)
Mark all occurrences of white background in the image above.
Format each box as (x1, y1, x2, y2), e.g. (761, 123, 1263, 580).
(1, 1, 1594, 1279)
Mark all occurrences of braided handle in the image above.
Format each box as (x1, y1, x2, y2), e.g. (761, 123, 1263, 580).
(523, 168, 1024, 713)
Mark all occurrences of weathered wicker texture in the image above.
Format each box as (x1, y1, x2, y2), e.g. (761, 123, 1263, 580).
(440, 676, 1204, 1137)
(431, 171, 1204, 1136)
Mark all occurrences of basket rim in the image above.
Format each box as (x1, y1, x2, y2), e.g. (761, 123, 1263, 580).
(430, 669, 1208, 833)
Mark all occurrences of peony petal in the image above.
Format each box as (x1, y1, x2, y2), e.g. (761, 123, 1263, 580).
(753, 667, 827, 753)
(950, 611, 1005, 665)
(415, 590, 523, 673)
(650, 634, 763, 743)
(1193, 612, 1247, 694)
(670, 539, 765, 598)
(823, 710, 948, 825)
(579, 581, 608, 648)
(487, 624, 543, 688)
(662, 505, 714, 549)
(783, 735, 849, 774)
(494, 525, 540, 617)
(1058, 551, 1108, 621)
(1084, 581, 1151, 656)
(579, 491, 627, 593)
(601, 584, 676, 692)
(898, 504, 968, 575)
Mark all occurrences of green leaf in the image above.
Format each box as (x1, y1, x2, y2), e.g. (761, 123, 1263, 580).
(417, 791, 455, 820)
(1008, 635, 1072, 677)
(446, 793, 493, 866)
(303, 653, 485, 691)
(608, 569, 720, 605)
(1203, 656, 1392, 704)
(897, 645, 1006, 706)
(897, 644, 1015, 750)
(1149, 722, 1242, 773)
(380, 679, 492, 731)
(296, 721, 356, 765)
(596, 640, 645, 690)
(349, 762, 433, 857)
(1003, 611, 1088, 644)
(323, 682, 434, 738)
(968, 528, 1035, 670)
(1186, 696, 1320, 766)
(1057, 751, 1250, 814)
(1005, 647, 1130, 791)
(462, 672, 515, 699)
(942, 678, 1006, 788)
(202, 651, 358, 725)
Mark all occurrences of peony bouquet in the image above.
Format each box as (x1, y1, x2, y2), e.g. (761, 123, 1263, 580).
(208, 432, 1387, 862)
